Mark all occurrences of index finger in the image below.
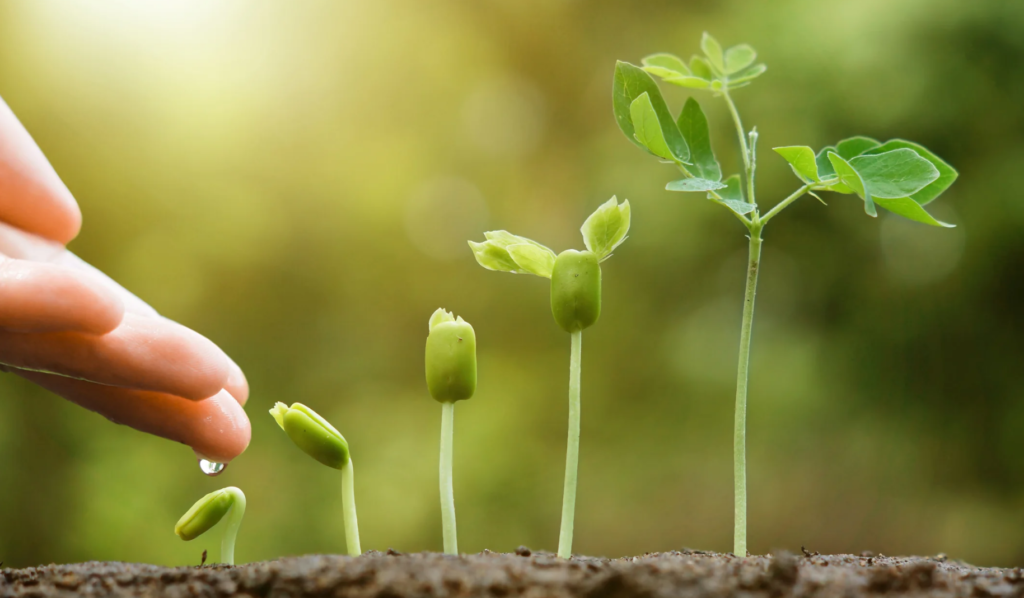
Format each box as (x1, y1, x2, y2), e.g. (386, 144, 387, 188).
(0, 96, 82, 245)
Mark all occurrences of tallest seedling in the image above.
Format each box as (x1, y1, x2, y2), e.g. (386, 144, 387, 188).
(470, 197, 631, 558)
(614, 34, 957, 556)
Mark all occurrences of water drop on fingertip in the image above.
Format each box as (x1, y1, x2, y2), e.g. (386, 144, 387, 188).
(198, 459, 226, 476)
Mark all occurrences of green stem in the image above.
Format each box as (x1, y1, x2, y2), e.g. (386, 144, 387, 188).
(557, 330, 583, 559)
(220, 487, 246, 566)
(722, 90, 752, 204)
(440, 401, 458, 555)
(733, 227, 763, 557)
(342, 458, 362, 556)
(760, 184, 812, 224)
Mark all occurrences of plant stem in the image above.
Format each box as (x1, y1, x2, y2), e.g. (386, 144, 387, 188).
(733, 226, 763, 557)
(440, 401, 458, 555)
(220, 488, 246, 566)
(341, 458, 362, 556)
(761, 185, 812, 224)
(557, 330, 583, 559)
(722, 90, 752, 204)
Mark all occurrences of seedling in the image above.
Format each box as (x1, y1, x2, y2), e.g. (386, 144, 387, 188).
(269, 402, 362, 556)
(613, 33, 957, 556)
(469, 197, 631, 558)
(174, 486, 246, 565)
(425, 308, 478, 555)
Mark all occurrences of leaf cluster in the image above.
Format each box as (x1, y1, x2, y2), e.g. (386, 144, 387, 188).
(468, 197, 630, 278)
(614, 33, 958, 228)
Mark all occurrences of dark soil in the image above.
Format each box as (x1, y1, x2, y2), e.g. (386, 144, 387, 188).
(2, 550, 1022, 598)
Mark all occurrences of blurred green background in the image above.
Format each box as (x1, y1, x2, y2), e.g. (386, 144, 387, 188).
(1, 0, 1022, 569)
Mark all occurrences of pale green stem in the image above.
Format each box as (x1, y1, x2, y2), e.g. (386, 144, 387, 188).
(557, 330, 583, 559)
(761, 185, 811, 224)
(440, 401, 458, 555)
(722, 90, 753, 204)
(342, 458, 362, 556)
(733, 228, 763, 557)
(220, 487, 246, 566)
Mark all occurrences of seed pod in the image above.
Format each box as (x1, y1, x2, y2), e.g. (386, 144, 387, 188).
(270, 402, 350, 469)
(425, 308, 477, 403)
(175, 487, 237, 541)
(550, 250, 601, 333)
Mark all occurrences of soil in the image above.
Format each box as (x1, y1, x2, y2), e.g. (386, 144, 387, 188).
(2, 549, 1022, 598)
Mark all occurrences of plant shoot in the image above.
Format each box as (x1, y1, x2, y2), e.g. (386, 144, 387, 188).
(613, 33, 957, 556)
(469, 196, 631, 558)
(270, 401, 362, 556)
(425, 308, 478, 555)
(174, 486, 246, 565)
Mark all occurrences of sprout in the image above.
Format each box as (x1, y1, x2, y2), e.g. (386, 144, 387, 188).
(469, 196, 630, 558)
(616, 34, 957, 556)
(269, 402, 361, 556)
(174, 486, 246, 565)
(425, 308, 477, 555)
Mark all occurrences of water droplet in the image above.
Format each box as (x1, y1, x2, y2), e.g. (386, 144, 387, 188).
(198, 459, 226, 476)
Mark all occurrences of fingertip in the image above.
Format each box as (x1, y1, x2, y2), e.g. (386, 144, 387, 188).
(188, 391, 252, 463)
(224, 358, 249, 406)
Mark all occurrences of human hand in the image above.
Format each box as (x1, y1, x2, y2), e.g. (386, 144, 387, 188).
(0, 97, 250, 463)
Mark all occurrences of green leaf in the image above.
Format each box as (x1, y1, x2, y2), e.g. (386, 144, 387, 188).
(507, 243, 557, 278)
(773, 146, 819, 182)
(816, 146, 838, 178)
(828, 152, 876, 216)
(469, 231, 554, 274)
(580, 196, 631, 260)
(677, 98, 721, 181)
(721, 199, 756, 215)
(724, 44, 757, 74)
(865, 140, 957, 205)
(874, 197, 954, 228)
(630, 93, 674, 160)
(689, 56, 713, 80)
(663, 76, 712, 89)
(716, 174, 744, 200)
(727, 63, 766, 85)
(613, 61, 690, 162)
(836, 136, 881, 160)
(175, 488, 235, 541)
(666, 178, 728, 192)
(701, 32, 725, 73)
(849, 148, 939, 199)
(641, 53, 690, 78)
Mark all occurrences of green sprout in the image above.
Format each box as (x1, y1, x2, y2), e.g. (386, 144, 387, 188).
(470, 197, 630, 558)
(425, 308, 478, 555)
(269, 401, 361, 556)
(174, 486, 246, 565)
(614, 33, 957, 556)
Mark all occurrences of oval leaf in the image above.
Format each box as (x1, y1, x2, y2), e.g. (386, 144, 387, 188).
(667, 178, 728, 192)
(701, 32, 725, 73)
(828, 152, 876, 216)
(678, 98, 721, 181)
(641, 53, 690, 77)
(849, 148, 940, 199)
(724, 44, 757, 74)
(613, 61, 690, 162)
(865, 140, 957, 205)
(727, 63, 766, 85)
(630, 93, 674, 160)
(836, 136, 881, 160)
(580, 196, 631, 260)
(507, 243, 557, 278)
(874, 197, 954, 228)
(774, 146, 819, 182)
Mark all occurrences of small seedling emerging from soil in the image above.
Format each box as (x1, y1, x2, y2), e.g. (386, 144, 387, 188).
(470, 197, 630, 558)
(175, 486, 246, 565)
(613, 33, 957, 556)
(425, 308, 478, 555)
(270, 402, 362, 556)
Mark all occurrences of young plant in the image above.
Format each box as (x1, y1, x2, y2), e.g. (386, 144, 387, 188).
(613, 34, 957, 556)
(269, 402, 361, 556)
(174, 486, 246, 565)
(425, 308, 478, 555)
(469, 197, 630, 558)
